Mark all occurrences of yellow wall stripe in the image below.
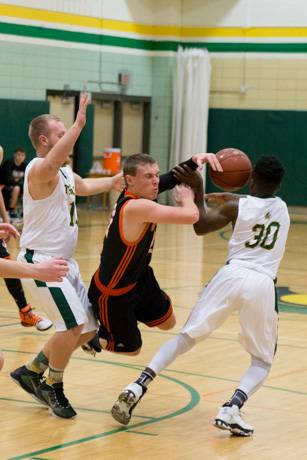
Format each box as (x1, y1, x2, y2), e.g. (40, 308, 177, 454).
(0, 4, 102, 28)
(2, 4, 307, 39)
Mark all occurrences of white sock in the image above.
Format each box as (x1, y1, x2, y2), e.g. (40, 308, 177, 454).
(148, 333, 195, 375)
(238, 356, 271, 397)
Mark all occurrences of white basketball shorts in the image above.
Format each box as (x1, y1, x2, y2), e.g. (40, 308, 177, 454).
(181, 264, 277, 364)
(18, 249, 98, 333)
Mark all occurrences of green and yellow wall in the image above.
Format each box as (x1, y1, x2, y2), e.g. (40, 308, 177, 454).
(1, 0, 307, 204)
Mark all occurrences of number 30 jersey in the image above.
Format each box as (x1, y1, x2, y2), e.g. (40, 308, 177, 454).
(227, 195, 290, 279)
(20, 158, 78, 259)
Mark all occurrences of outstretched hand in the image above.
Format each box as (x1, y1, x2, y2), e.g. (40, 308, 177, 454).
(35, 258, 69, 282)
(75, 93, 89, 129)
(192, 153, 223, 172)
(112, 172, 125, 192)
(0, 223, 20, 242)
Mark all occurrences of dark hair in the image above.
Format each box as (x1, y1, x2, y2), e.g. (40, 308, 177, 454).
(28, 114, 61, 148)
(14, 147, 25, 154)
(123, 153, 156, 176)
(253, 155, 285, 188)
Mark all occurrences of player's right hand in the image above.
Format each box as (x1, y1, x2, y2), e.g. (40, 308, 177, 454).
(75, 93, 89, 129)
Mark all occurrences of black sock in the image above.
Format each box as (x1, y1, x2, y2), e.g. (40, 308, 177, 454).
(223, 388, 248, 409)
(136, 367, 156, 388)
(4, 278, 27, 310)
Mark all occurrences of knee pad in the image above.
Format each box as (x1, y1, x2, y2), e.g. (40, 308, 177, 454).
(251, 356, 271, 372)
(178, 333, 196, 354)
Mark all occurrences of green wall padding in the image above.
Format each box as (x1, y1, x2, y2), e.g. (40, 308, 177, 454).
(0, 99, 49, 161)
(74, 103, 94, 178)
(207, 108, 307, 206)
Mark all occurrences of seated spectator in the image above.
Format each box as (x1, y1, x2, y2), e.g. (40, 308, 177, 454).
(0, 145, 52, 330)
(0, 147, 27, 219)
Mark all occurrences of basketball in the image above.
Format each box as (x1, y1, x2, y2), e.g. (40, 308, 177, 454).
(209, 148, 252, 191)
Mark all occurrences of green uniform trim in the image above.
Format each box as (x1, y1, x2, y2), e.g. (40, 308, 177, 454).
(48, 286, 78, 329)
(24, 249, 78, 329)
(24, 249, 46, 287)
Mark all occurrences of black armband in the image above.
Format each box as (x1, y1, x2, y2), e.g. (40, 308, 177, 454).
(158, 157, 198, 194)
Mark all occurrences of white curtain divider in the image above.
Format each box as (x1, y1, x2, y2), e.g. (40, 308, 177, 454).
(170, 47, 211, 189)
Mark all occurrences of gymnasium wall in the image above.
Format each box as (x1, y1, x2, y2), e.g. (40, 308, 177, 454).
(0, 0, 178, 172)
(1, 1, 307, 203)
(0, 98, 49, 160)
(206, 108, 307, 206)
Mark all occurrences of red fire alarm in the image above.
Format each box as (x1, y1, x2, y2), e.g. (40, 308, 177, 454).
(118, 73, 129, 86)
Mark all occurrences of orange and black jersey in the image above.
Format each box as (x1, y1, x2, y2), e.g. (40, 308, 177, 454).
(95, 191, 156, 291)
(90, 157, 197, 296)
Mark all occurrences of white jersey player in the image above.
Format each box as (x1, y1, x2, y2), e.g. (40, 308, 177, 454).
(110, 155, 290, 437)
(11, 94, 123, 419)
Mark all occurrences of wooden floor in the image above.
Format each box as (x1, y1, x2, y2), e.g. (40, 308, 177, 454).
(1, 206, 307, 460)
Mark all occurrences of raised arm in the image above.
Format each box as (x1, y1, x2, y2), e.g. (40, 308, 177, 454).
(29, 93, 89, 184)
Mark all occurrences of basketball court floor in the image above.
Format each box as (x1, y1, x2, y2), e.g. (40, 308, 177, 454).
(1, 206, 307, 460)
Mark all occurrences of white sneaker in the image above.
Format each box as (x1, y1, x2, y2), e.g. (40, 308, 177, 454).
(214, 405, 254, 436)
(111, 382, 146, 425)
(36, 317, 53, 331)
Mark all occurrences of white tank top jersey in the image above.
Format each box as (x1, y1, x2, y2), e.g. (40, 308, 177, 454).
(20, 158, 78, 259)
(227, 195, 290, 279)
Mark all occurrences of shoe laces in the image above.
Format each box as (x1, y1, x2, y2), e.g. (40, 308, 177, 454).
(52, 382, 70, 407)
(20, 306, 42, 324)
(31, 372, 45, 386)
(81, 343, 96, 357)
(232, 405, 247, 421)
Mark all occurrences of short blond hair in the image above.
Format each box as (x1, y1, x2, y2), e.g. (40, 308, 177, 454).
(28, 114, 61, 148)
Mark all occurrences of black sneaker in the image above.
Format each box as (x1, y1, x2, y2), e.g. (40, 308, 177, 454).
(36, 381, 77, 419)
(9, 210, 18, 219)
(10, 365, 48, 406)
(81, 333, 102, 357)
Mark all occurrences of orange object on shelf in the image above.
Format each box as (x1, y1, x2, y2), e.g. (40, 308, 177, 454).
(103, 148, 121, 174)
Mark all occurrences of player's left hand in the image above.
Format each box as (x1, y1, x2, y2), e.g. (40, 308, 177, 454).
(192, 153, 223, 172)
